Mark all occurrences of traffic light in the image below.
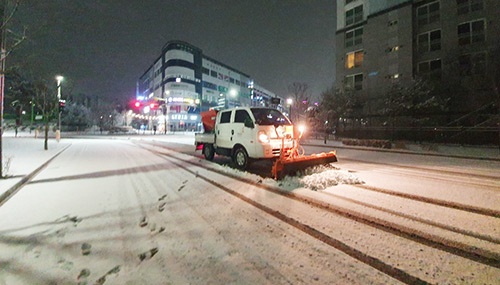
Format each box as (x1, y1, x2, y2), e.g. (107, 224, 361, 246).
(130, 100, 143, 110)
(58, 100, 66, 112)
(149, 102, 159, 110)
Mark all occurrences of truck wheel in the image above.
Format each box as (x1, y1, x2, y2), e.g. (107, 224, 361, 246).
(233, 147, 249, 170)
(203, 144, 215, 161)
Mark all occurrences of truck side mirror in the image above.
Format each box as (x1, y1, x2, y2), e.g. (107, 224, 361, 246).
(244, 118, 254, 129)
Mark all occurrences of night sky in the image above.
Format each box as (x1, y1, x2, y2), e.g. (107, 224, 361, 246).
(8, 0, 336, 104)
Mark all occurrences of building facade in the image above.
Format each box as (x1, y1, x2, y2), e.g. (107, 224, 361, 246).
(137, 41, 282, 132)
(336, 0, 499, 128)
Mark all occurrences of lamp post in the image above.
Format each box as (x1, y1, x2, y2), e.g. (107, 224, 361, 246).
(55, 75, 63, 141)
(30, 98, 34, 126)
(287, 98, 293, 122)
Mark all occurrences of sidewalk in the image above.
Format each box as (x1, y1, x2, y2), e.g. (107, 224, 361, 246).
(302, 137, 500, 161)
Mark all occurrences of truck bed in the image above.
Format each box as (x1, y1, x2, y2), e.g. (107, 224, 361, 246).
(194, 132, 215, 145)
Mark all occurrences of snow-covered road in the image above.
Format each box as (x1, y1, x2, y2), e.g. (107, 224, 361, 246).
(0, 135, 498, 284)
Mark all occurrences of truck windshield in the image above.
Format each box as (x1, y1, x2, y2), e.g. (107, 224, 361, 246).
(251, 108, 291, 126)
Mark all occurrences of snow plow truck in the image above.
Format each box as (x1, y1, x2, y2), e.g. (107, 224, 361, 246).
(194, 107, 337, 179)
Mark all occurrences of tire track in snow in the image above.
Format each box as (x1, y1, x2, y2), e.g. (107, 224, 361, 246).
(339, 157, 500, 182)
(137, 142, 451, 284)
(138, 140, 499, 267)
(355, 184, 500, 218)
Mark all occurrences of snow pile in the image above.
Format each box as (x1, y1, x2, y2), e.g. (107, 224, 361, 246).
(271, 164, 364, 191)
(199, 158, 364, 192)
(300, 168, 364, 190)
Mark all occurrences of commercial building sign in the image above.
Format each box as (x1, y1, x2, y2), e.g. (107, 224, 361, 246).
(167, 97, 195, 104)
(170, 114, 198, 121)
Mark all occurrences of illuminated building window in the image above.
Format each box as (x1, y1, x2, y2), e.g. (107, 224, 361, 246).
(386, 45, 403, 53)
(346, 50, 364, 69)
(386, 74, 402, 80)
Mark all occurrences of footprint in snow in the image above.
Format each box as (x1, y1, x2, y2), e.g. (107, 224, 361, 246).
(69, 216, 82, 225)
(178, 185, 185, 191)
(56, 215, 82, 226)
(57, 258, 74, 271)
(139, 248, 159, 261)
(81, 243, 92, 255)
(139, 216, 148, 227)
(77, 268, 90, 285)
(94, 265, 121, 285)
(158, 202, 166, 212)
(158, 194, 167, 201)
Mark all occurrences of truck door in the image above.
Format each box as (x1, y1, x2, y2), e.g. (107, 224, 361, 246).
(233, 109, 255, 154)
(215, 110, 233, 149)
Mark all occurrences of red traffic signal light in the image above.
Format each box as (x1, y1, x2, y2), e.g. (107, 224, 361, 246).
(58, 99, 66, 112)
(131, 100, 143, 109)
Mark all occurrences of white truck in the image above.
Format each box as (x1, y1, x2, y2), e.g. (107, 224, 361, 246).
(194, 107, 337, 178)
(195, 107, 296, 169)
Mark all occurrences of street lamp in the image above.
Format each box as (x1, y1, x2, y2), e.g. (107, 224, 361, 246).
(56, 75, 63, 141)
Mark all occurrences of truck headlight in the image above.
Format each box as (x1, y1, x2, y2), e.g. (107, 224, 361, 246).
(298, 125, 306, 134)
(258, 131, 269, 143)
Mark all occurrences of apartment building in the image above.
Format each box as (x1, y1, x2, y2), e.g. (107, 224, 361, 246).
(336, 0, 499, 128)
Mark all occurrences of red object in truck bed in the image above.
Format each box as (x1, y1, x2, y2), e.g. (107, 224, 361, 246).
(201, 109, 218, 132)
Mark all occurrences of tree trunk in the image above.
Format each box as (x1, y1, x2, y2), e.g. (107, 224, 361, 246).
(44, 120, 49, 150)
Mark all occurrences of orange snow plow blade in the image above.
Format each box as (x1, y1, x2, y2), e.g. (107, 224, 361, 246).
(272, 151, 337, 180)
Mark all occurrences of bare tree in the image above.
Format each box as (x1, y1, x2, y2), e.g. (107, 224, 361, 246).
(320, 86, 347, 131)
(1, 0, 26, 178)
(32, 81, 56, 150)
(287, 82, 310, 123)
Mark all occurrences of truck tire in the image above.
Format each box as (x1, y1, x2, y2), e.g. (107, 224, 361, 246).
(233, 147, 249, 170)
(203, 144, 215, 161)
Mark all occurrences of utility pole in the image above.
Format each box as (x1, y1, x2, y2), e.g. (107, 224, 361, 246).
(0, 0, 7, 178)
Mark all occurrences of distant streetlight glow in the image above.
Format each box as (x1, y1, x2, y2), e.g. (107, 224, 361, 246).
(286, 98, 293, 121)
(56, 75, 63, 100)
(55, 75, 64, 141)
(230, 89, 237, 97)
